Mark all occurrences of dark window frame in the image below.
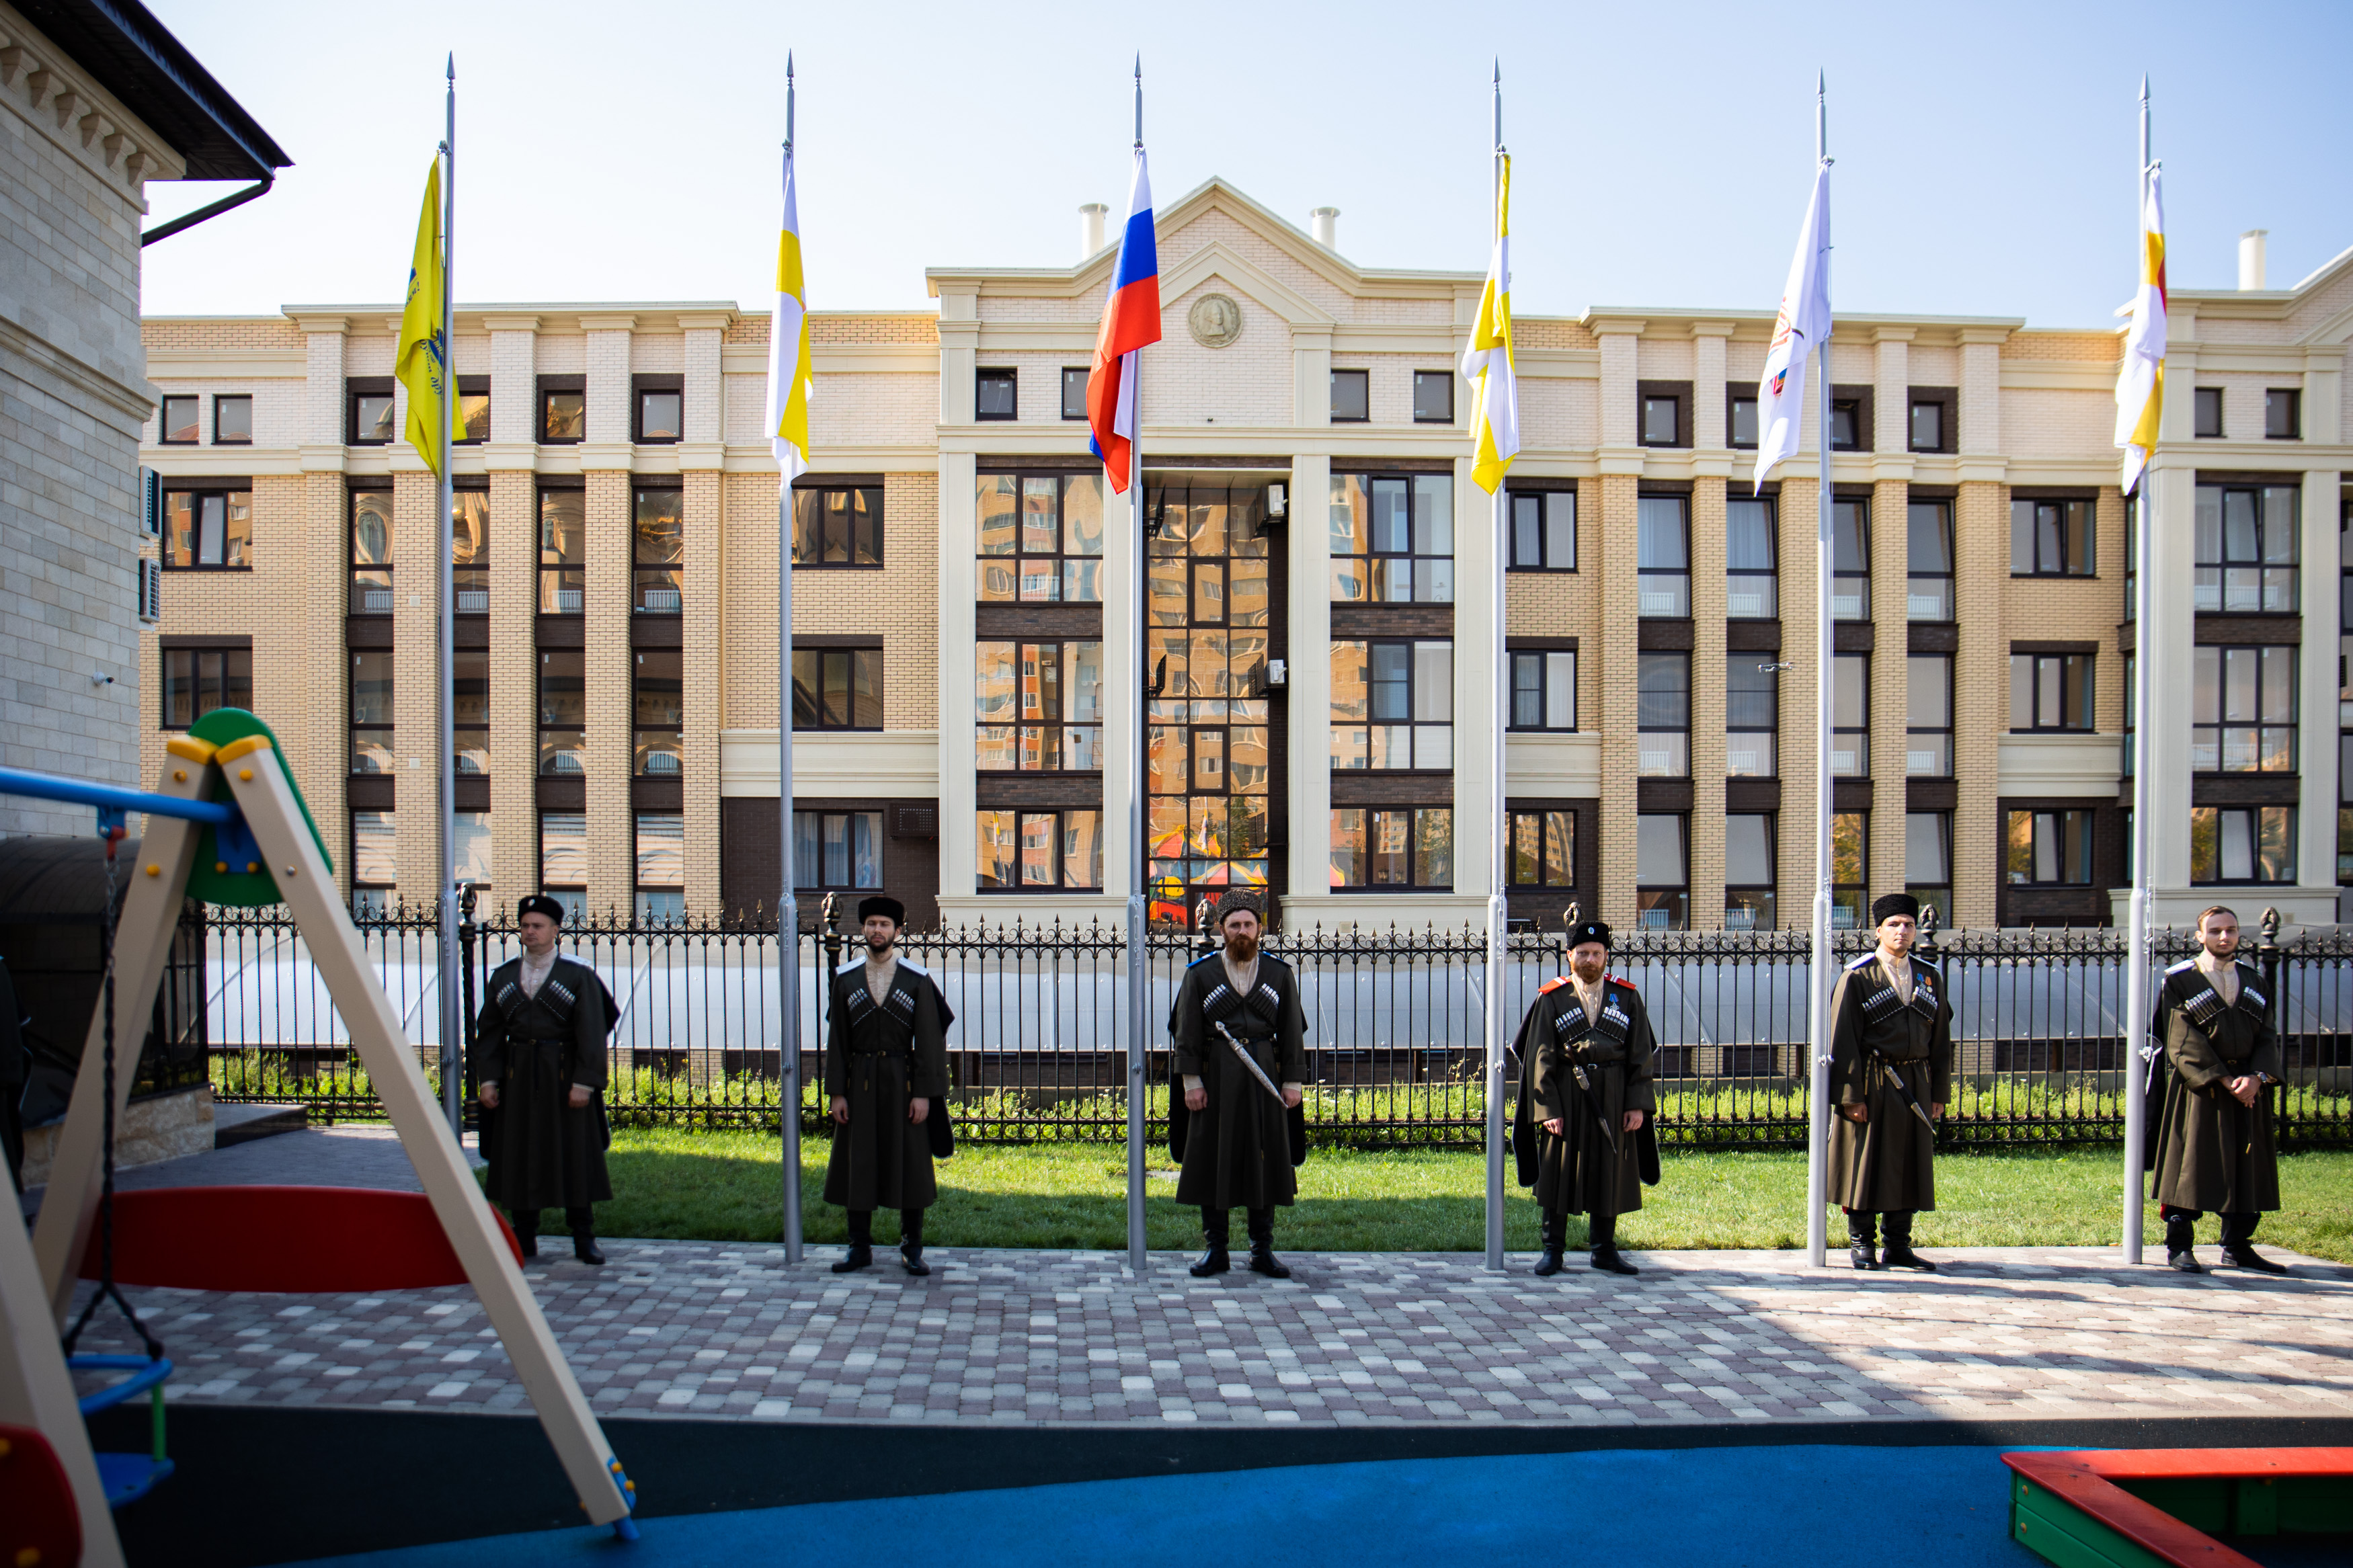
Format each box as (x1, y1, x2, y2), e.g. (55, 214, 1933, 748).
(2009, 651, 2096, 732)
(1636, 492, 1690, 618)
(1907, 652, 1954, 779)
(1507, 646, 1577, 732)
(212, 393, 253, 446)
(1636, 380, 1691, 449)
(350, 809, 397, 909)
(1637, 651, 1690, 779)
(158, 639, 251, 730)
(1831, 809, 1868, 930)
(452, 482, 490, 614)
(536, 375, 586, 445)
(1634, 812, 1689, 931)
(452, 643, 489, 778)
(2006, 807, 2095, 886)
(1506, 487, 1576, 571)
(157, 393, 200, 445)
(1507, 808, 1576, 889)
(1726, 390, 1759, 451)
(537, 484, 586, 616)
(632, 483, 686, 616)
(1906, 497, 1956, 622)
(2193, 644, 2297, 775)
(349, 645, 395, 777)
(975, 807, 1107, 891)
(537, 648, 586, 778)
(1329, 470, 1455, 606)
(2266, 388, 2302, 440)
(2011, 495, 2098, 577)
(634, 647, 686, 778)
(2194, 481, 2299, 614)
(1726, 492, 1778, 619)
(347, 376, 395, 446)
(634, 811, 688, 923)
(1833, 652, 1870, 779)
(975, 367, 1018, 421)
(1906, 809, 1954, 917)
(1329, 368, 1369, 423)
(978, 470, 1107, 604)
(1724, 812, 1776, 930)
(1833, 495, 1870, 619)
(455, 376, 490, 445)
(1906, 386, 1956, 454)
(161, 482, 254, 572)
(1829, 384, 1874, 452)
(347, 482, 394, 614)
(2191, 804, 2297, 885)
(1328, 805, 1454, 891)
(1330, 637, 1453, 772)
(2192, 386, 2224, 439)
(1726, 655, 1779, 779)
(791, 481, 885, 570)
(1412, 370, 1455, 424)
(793, 809, 887, 892)
(1060, 367, 1090, 421)
(791, 645, 883, 734)
(538, 811, 589, 898)
(976, 638, 1100, 770)
(631, 374, 684, 445)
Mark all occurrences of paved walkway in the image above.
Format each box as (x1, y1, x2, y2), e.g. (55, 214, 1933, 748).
(65, 1239, 2353, 1430)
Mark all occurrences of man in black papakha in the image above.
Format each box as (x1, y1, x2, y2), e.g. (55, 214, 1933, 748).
(823, 895, 952, 1276)
(1824, 893, 1950, 1273)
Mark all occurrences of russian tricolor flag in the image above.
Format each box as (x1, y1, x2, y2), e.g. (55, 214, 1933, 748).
(1086, 147, 1160, 493)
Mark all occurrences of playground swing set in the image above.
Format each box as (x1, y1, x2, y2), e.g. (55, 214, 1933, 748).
(0, 709, 639, 1567)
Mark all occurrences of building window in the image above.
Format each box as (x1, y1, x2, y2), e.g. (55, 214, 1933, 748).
(539, 812, 588, 901)
(1833, 654, 1868, 777)
(540, 384, 585, 442)
(2011, 497, 2096, 576)
(539, 489, 585, 613)
(1329, 472, 1454, 604)
(457, 378, 489, 444)
(1639, 393, 1681, 447)
(1833, 498, 1869, 618)
(159, 395, 199, 444)
(348, 489, 392, 612)
(1507, 809, 1574, 889)
(792, 484, 883, 568)
(2193, 645, 2296, 773)
(350, 386, 394, 445)
(1727, 656, 1778, 778)
(795, 811, 884, 891)
(635, 813, 685, 923)
(1507, 489, 1574, 570)
(2007, 809, 2092, 884)
(1907, 655, 1952, 777)
(977, 808, 1104, 890)
(2266, 388, 2301, 440)
(1634, 814, 1687, 930)
(978, 473, 1106, 603)
(350, 651, 394, 774)
(1060, 367, 1089, 420)
(1831, 811, 1867, 929)
(1636, 495, 1689, 617)
(1332, 641, 1451, 770)
(1829, 397, 1862, 450)
(213, 395, 252, 445)
(453, 649, 489, 777)
(1728, 394, 1758, 450)
(538, 651, 585, 776)
(634, 650, 684, 776)
(1907, 500, 1954, 620)
(975, 368, 1017, 420)
(1638, 653, 1690, 778)
(452, 487, 489, 612)
(163, 489, 253, 570)
(352, 811, 396, 915)
(1412, 370, 1453, 423)
(791, 646, 883, 733)
(2195, 483, 2299, 612)
(160, 645, 250, 729)
(1507, 649, 1576, 731)
(454, 809, 491, 891)
(1328, 807, 1453, 890)
(2193, 386, 2224, 438)
(1907, 399, 1944, 452)
(2124, 653, 2137, 776)
(1726, 495, 1777, 617)
(2192, 806, 2295, 884)
(1330, 368, 1369, 422)
(2010, 653, 2093, 731)
(634, 384, 682, 444)
(1907, 811, 1952, 918)
(633, 487, 684, 614)
(976, 641, 1097, 768)
(1724, 814, 1775, 930)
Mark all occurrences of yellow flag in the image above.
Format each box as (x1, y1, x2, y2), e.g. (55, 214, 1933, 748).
(395, 157, 464, 478)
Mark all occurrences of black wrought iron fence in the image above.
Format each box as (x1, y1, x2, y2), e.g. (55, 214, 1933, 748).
(197, 902, 2353, 1150)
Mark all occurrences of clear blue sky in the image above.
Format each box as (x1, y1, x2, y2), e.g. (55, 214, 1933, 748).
(141, 0, 2353, 327)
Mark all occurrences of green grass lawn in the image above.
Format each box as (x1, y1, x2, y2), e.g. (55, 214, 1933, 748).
(509, 1130, 2353, 1264)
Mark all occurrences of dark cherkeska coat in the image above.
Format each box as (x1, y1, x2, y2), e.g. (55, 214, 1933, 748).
(1512, 974, 1661, 1216)
(2150, 957, 2282, 1214)
(473, 953, 613, 1211)
(1825, 950, 1952, 1213)
(822, 956, 951, 1212)
(1167, 951, 1308, 1211)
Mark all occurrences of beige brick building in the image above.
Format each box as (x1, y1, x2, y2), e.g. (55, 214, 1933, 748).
(136, 181, 2353, 933)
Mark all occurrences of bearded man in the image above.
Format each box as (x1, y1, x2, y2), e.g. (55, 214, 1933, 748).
(823, 895, 952, 1276)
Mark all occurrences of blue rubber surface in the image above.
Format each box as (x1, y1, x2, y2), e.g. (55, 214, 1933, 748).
(288, 1444, 2045, 1567)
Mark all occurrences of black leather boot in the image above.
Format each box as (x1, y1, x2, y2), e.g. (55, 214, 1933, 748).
(1533, 1209, 1568, 1276)
(1878, 1210, 1934, 1272)
(2163, 1210, 2204, 1274)
(567, 1206, 604, 1266)
(1245, 1208, 1289, 1278)
(1847, 1211, 1880, 1271)
(1589, 1212, 1639, 1276)
(510, 1210, 539, 1260)
(2219, 1212, 2287, 1275)
(900, 1208, 930, 1276)
(832, 1210, 875, 1273)
(1190, 1208, 1231, 1277)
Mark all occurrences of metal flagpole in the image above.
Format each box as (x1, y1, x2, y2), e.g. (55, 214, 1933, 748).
(2121, 77, 2154, 1266)
(779, 56, 803, 1266)
(1482, 64, 1508, 1273)
(1803, 73, 1835, 1269)
(437, 55, 462, 1135)
(1125, 57, 1149, 1275)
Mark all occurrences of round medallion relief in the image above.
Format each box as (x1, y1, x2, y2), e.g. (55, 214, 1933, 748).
(1186, 293, 1244, 349)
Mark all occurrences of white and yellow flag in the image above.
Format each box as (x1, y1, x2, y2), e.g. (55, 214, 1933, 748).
(1461, 154, 1519, 495)
(2114, 165, 2166, 496)
(764, 147, 812, 491)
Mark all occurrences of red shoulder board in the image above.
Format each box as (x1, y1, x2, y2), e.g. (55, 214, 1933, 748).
(1536, 977, 1570, 994)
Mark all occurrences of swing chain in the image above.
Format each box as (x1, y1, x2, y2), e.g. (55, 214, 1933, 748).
(63, 841, 161, 1361)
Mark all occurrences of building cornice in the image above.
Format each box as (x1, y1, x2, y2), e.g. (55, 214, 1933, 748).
(0, 3, 185, 202)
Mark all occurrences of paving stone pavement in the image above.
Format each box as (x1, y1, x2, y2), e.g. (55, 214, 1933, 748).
(62, 1241, 2353, 1429)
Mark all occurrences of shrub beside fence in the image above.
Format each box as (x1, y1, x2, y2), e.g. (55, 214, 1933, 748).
(198, 903, 2353, 1151)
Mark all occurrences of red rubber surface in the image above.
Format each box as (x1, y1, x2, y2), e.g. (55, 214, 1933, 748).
(0, 1421, 83, 1568)
(76, 1186, 522, 1292)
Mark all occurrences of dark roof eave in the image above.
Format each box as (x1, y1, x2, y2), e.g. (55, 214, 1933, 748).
(12, 0, 290, 181)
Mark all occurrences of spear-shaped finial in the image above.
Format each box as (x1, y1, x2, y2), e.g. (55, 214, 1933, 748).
(1133, 54, 1143, 149)
(785, 50, 795, 152)
(446, 52, 454, 83)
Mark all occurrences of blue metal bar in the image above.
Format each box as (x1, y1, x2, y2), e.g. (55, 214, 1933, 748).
(0, 766, 236, 825)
